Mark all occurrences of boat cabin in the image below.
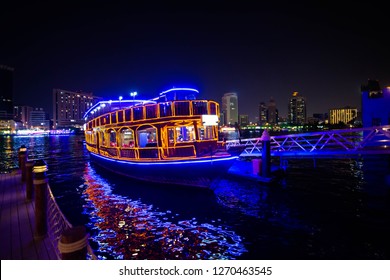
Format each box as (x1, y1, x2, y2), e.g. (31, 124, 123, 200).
(84, 89, 225, 161)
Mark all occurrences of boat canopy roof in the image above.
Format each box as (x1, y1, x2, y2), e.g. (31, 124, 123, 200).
(83, 87, 201, 120)
(156, 88, 199, 102)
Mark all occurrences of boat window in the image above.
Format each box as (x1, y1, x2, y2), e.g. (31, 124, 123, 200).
(100, 114, 109, 125)
(92, 132, 97, 144)
(198, 126, 215, 140)
(176, 126, 195, 142)
(109, 129, 117, 147)
(192, 101, 208, 115)
(111, 113, 117, 124)
(168, 128, 175, 144)
(133, 107, 144, 120)
(124, 109, 131, 121)
(117, 110, 124, 122)
(209, 102, 217, 115)
(120, 128, 134, 147)
(137, 127, 157, 148)
(145, 104, 158, 119)
(159, 102, 172, 117)
(174, 101, 190, 116)
(100, 131, 105, 146)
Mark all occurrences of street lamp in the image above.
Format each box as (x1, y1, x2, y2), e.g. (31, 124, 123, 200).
(119, 96, 123, 109)
(130, 91, 137, 103)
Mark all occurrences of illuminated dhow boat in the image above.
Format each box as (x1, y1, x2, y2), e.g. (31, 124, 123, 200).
(83, 88, 238, 188)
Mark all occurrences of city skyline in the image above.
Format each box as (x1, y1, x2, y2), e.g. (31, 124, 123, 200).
(1, 2, 389, 121)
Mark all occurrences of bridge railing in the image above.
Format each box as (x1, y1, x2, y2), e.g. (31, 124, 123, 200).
(46, 184, 97, 259)
(226, 125, 390, 156)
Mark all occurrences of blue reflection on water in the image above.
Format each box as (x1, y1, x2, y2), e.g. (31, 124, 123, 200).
(81, 163, 247, 260)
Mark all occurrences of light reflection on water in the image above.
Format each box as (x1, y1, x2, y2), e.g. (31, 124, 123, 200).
(81, 163, 247, 260)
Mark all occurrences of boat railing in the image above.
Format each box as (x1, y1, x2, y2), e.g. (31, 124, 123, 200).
(91, 144, 199, 160)
(138, 147, 160, 159)
(104, 147, 118, 157)
(120, 147, 137, 158)
(166, 145, 196, 158)
(46, 183, 97, 260)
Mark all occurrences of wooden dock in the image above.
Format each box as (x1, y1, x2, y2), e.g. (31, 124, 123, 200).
(0, 169, 58, 260)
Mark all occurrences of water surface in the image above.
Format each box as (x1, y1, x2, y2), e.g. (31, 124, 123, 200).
(1, 134, 389, 259)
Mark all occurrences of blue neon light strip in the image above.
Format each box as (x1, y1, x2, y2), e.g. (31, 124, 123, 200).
(91, 153, 238, 166)
(83, 99, 156, 118)
(159, 88, 199, 96)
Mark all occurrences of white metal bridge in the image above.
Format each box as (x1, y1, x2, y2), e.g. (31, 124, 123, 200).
(225, 125, 390, 158)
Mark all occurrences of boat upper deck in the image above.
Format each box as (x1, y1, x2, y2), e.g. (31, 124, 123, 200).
(84, 87, 219, 123)
(84, 99, 220, 127)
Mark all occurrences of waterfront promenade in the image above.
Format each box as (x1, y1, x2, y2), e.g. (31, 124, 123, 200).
(0, 169, 58, 260)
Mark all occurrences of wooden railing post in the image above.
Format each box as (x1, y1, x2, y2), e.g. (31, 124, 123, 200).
(33, 159, 48, 238)
(58, 225, 88, 260)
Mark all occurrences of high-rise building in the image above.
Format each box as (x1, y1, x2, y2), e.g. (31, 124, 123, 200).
(267, 97, 278, 125)
(361, 79, 390, 127)
(239, 114, 249, 126)
(53, 88, 99, 129)
(288, 91, 306, 125)
(221, 92, 238, 126)
(0, 65, 14, 120)
(219, 111, 225, 126)
(258, 102, 267, 126)
(14, 105, 33, 128)
(30, 108, 49, 130)
(329, 107, 358, 125)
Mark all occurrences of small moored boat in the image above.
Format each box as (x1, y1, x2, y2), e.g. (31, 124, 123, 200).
(83, 88, 238, 188)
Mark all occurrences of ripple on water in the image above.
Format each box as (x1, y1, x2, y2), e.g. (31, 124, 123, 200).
(81, 164, 247, 260)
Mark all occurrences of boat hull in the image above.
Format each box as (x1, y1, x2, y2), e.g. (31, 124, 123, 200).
(88, 152, 238, 188)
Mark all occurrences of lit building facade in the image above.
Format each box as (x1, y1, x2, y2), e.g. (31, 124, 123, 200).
(0, 119, 16, 134)
(239, 114, 249, 126)
(219, 111, 225, 126)
(221, 92, 238, 126)
(14, 105, 33, 128)
(53, 88, 99, 129)
(361, 79, 390, 127)
(0, 65, 14, 120)
(258, 102, 267, 126)
(267, 97, 278, 125)
(288, 91, 306, 125)
(329, 107, 358, 125)
(30, 108, 50, 130)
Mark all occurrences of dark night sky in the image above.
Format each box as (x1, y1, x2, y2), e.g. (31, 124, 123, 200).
(1, 1, 389, 121)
